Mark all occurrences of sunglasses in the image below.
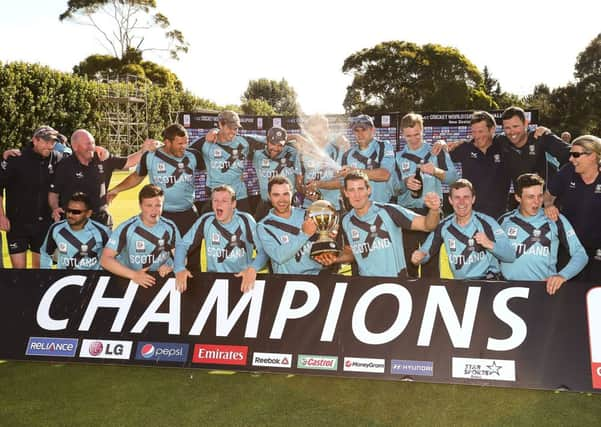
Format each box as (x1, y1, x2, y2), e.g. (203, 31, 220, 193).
(66, 208, 85, 215)
(569, 151, 592, 158)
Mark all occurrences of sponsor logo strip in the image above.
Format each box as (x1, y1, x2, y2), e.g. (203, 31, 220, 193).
(343, 357, 385, 373)
(26, 337, 78, 357)
(252, 352, 292, 368)
(79, 339, 132, 360)
(135, 342, 189, 363)
(452, 357, 516, 381)
(390, 359, 434, 376)
(192, 344, 248, 366)
(297, 354, 338, 371)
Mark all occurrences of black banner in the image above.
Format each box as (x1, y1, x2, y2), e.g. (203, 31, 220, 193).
(2, 270, 599, 393)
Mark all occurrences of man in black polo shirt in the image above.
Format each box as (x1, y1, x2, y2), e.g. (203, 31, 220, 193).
(499, 106, 570, 209)
(49, 129, 153, 228)
(448, 111, 510, 219)
(0, 126, 65, 268)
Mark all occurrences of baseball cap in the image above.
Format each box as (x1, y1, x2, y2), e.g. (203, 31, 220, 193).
(350, 114, 375, 130)
(217, 110, 243, 129)
(33, 125, 59, 141)
(267, 126, 287, 145)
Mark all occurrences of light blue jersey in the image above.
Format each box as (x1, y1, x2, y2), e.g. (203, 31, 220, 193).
(257, 207, 323, 275)
(202, 135, 260, 200)
(41, 219, 110, 270)
(342, 202, 416, 277)
(174, 210, 266, 273)
(137, 148, 204, 212)
(253, 145, 297, 202)
(394, 143, 458, 209)
(106, 215, 180, 271)
(341, 139, 395, 203)
(419, 212, 514, 279)
(296, 141, 343, 210)
(499, 209, 588, 281)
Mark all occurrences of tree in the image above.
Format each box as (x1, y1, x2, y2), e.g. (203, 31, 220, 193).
(59, 0, 188, 60)
(342, 41, 496, 114)
(241, 99, 276, 116)
(241, 78, 299, 116)
(574, 33, 601, 134)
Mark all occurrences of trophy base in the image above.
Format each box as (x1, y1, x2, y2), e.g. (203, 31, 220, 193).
(310, 240, 340, 258)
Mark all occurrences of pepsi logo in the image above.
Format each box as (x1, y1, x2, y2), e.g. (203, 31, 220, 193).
(141, 344, 155, 358)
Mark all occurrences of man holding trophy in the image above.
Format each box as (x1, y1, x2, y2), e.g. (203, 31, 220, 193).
(316, 171, 441, 277)
(257, 176, 326, 275)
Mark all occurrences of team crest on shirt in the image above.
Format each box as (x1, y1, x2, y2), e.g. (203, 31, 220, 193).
(401, 161, 410, 172)
(280, 234, 289, 244)
(58, 242, 68, 253)
(595, 249, 601, 261)
(351, 228, 360, 241)
(97, 164, 104, 174)
(261, 159, 270, 168)
(157, 239, 165, 250)
(470, 152, 478, 159)
(211, 233, 220, 244)
(532, 229, 541, 241)
(214, 149, 222, 159)
(280, 158, 287, 165)
(569, 181, 576, 189)
(135, 240, 145, 252)
(366, 158, 373, 169)
(595, 184, 601, 194)
(80, 244, 88, 256)
(75, 171, 84, 179)
(528, 145, 535, 155)
(493, 154, 501, 163)
(385, 149, 394, 157)
(177, 162, 184, 169)
(468, 238, 475, 249)
(231, 235, 237, 243)
(369, 225, 377, 233)
(507, 227, 518, 238)
(0, 160, 7, 170)
(157, 162, 166, 173)
(448, 239, 456, 251)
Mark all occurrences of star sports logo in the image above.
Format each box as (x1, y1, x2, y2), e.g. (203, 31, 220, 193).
(452, 357, 515, 381)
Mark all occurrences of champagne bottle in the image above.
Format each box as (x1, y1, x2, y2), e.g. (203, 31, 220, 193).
(411, 163, 423, 199)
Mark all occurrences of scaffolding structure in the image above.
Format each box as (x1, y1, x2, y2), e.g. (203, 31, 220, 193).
(97, 73, 148, 155)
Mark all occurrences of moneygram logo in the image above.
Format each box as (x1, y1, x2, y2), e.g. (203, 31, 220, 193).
(586, 287, 601, 389)
(25, 337, 78, 357)
(297, 354, 338, 371)
(135, 342, 189, 363)
(452, 357, 516, 381)
(252, 352, 292, 368)
(79, 339, 132, 360)
(192, 344, 248, 365)
(390, 359, 434, 377)
(343, 357, 386, 373)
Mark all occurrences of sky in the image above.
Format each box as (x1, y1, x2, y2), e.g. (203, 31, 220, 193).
(1, 0, 600, 114)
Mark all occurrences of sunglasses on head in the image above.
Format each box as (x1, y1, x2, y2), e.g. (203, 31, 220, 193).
(66, 208, 84, 215)
(569, 151, 591, 158)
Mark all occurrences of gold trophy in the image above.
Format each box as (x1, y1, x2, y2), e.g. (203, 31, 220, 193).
(307, 199, 340, 258)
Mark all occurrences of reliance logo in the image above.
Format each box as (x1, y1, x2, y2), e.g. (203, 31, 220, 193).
(135, 342, 189, 363)
(343, 357, 386, 373)
(252, 352, 292, 368)
(26, 337, 78, 357)
(296, 354, 338, 371)
(79, 339, 132, 360)
(192, 344, 248, 366)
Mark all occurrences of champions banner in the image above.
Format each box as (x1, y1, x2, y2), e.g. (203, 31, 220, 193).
(1, 270, 599, 393)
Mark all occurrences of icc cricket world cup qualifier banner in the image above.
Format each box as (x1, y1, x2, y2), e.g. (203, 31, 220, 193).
(0, 269, 600, 393)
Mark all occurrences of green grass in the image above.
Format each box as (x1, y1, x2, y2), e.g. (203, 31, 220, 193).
(1, 361, 600, 426)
